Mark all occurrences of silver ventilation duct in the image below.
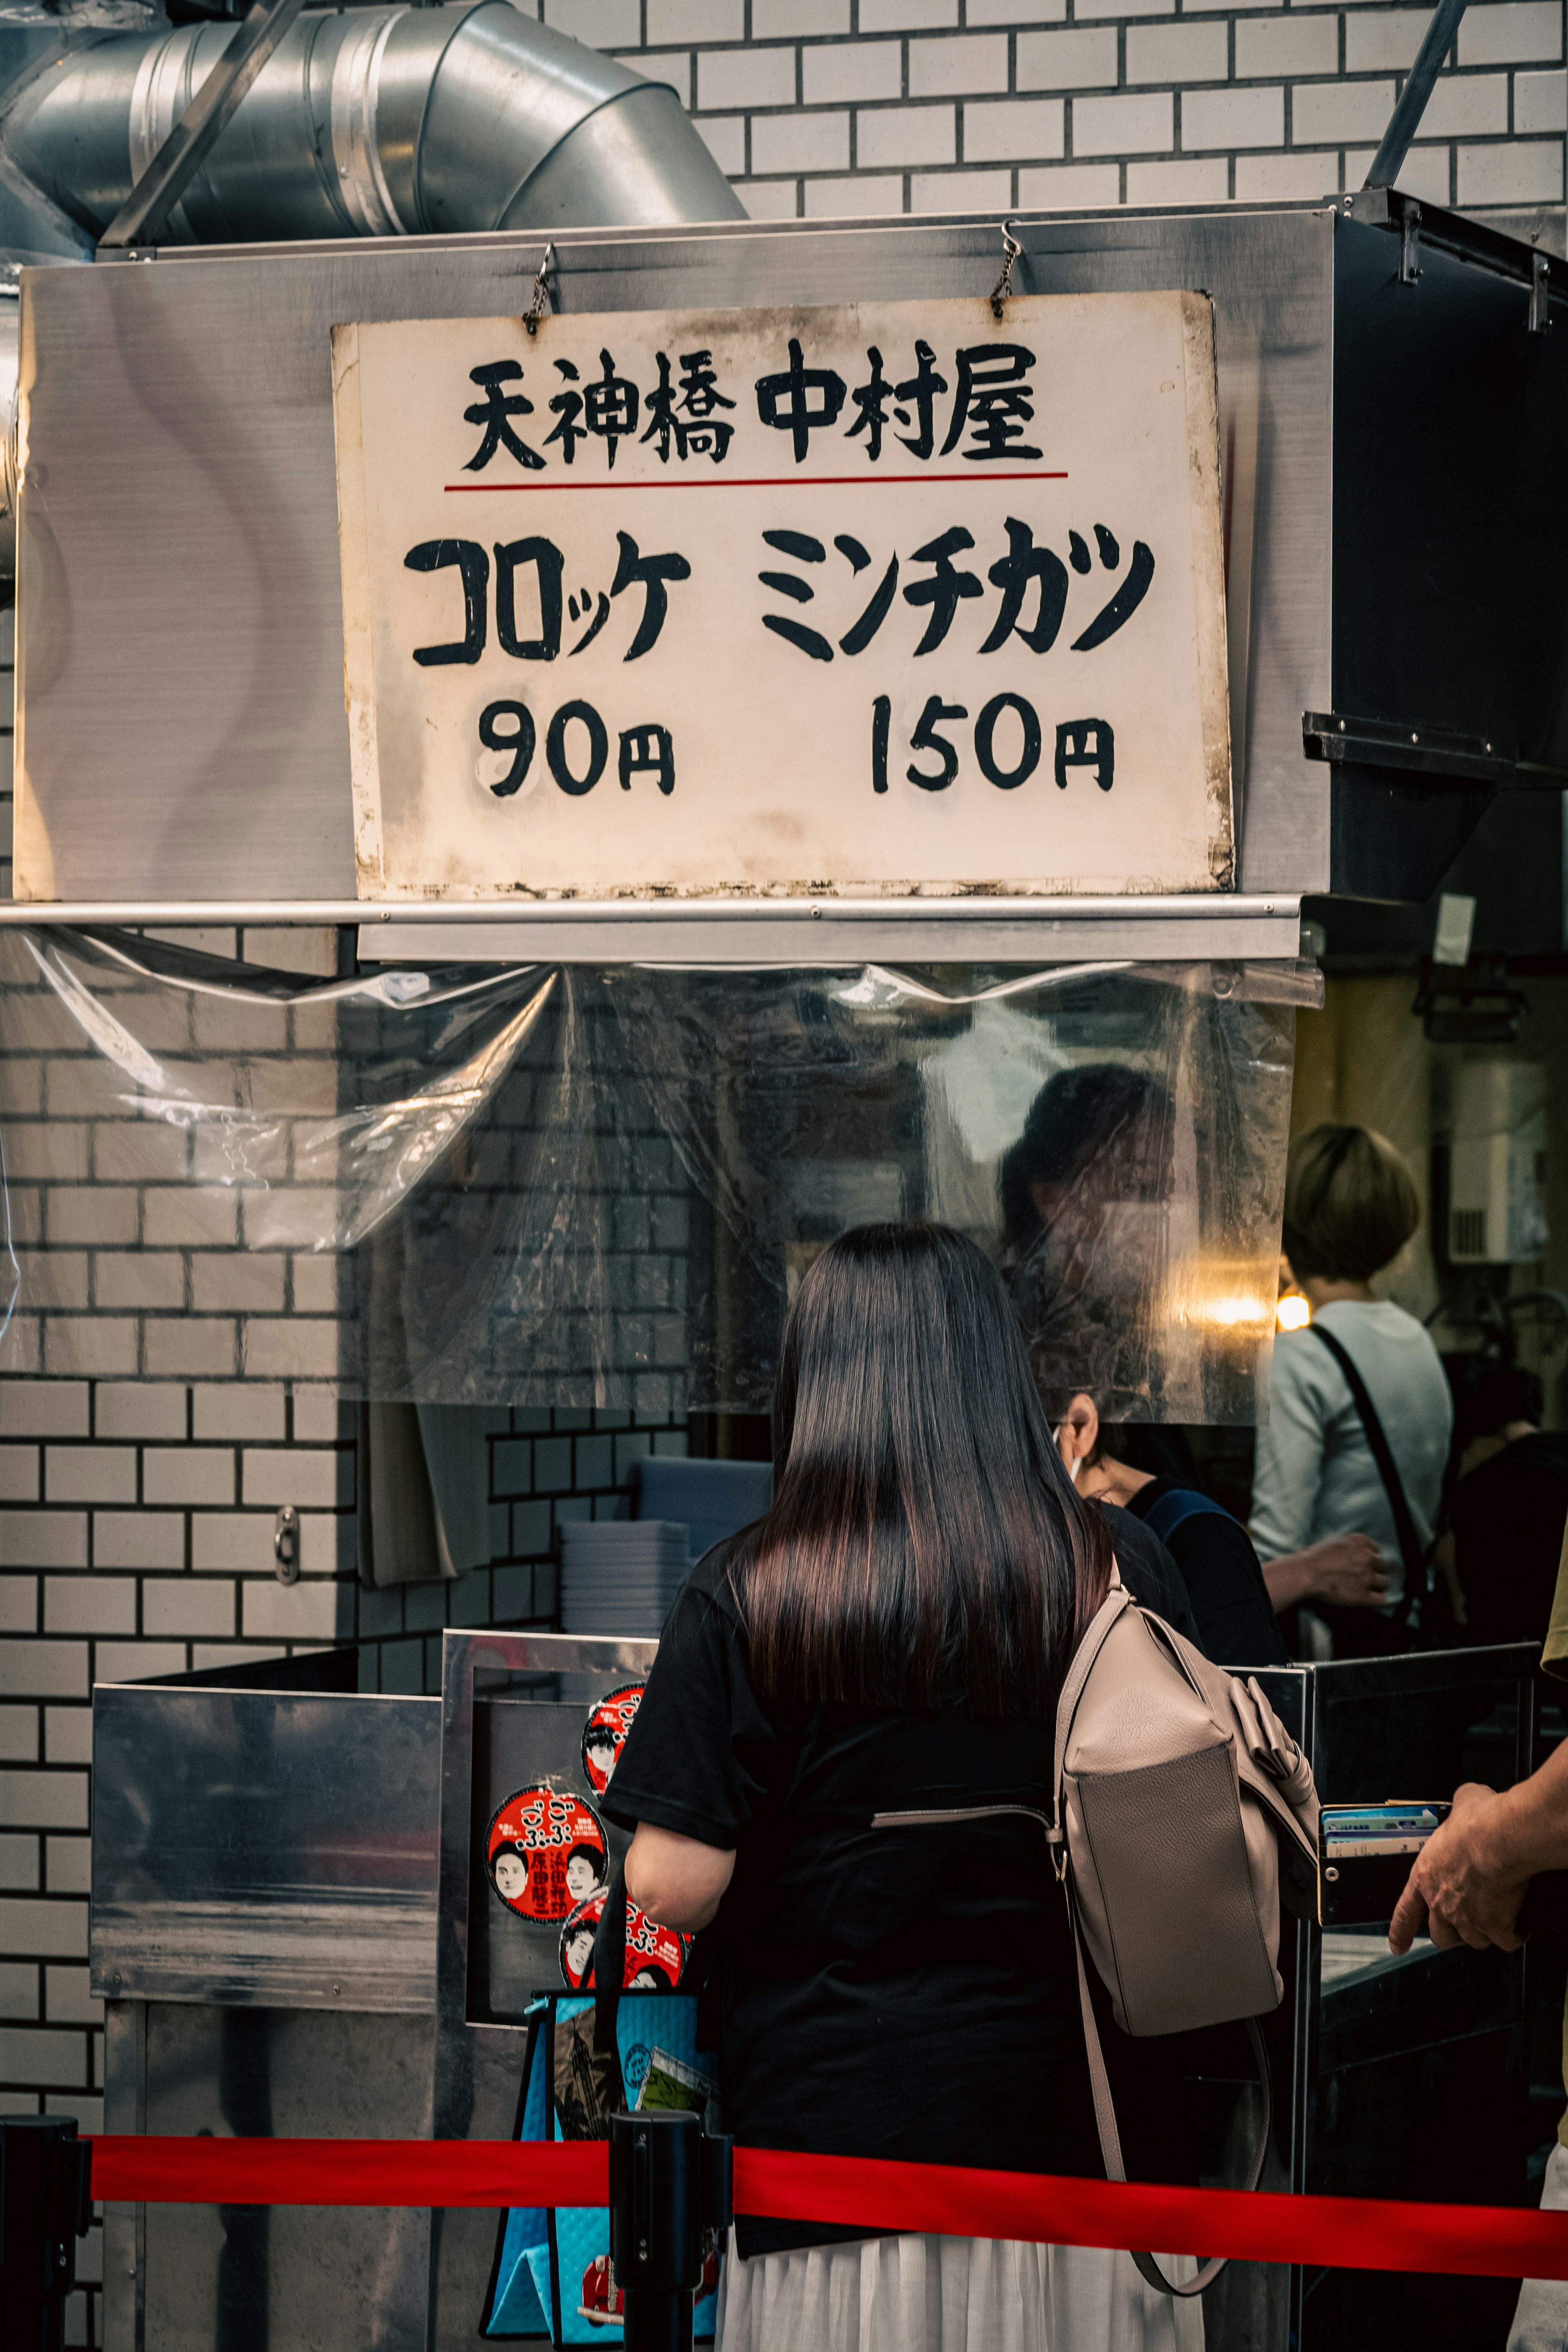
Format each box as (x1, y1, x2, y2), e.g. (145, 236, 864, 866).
(0, 2, 743, 243)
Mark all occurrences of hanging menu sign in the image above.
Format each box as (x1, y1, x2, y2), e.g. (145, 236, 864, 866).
(332, 290, 1232, 901)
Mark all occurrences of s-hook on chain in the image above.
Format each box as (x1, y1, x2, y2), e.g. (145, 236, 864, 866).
(524, 242, 557, 338)
(989, 220, 1024, 321)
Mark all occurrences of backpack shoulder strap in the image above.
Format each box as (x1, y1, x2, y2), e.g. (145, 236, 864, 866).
(1051, 1581, 1133, 1831)
(1065, 1874, 1271, 2297)
(1308, 1322, 1426, 1578)
(1138, 1486, 1235, 1550)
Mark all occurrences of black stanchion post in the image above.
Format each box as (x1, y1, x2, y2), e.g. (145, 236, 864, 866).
(0, 2116, 94, 2352)
(609, 2111, 734, 2352)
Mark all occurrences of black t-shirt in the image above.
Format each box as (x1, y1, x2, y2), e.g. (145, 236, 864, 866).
(1095, 1498, 1199, 1644)
(606, 1536, 1192, 2257)
(1453, 1434, 1568, 1648)
(1122, 1478, 1289, 1669)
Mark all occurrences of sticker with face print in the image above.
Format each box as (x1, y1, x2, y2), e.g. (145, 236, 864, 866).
(581, 1683, 644, 1796)
(486, 1784, 608, 1923)
(558, 1888, 690, 1992)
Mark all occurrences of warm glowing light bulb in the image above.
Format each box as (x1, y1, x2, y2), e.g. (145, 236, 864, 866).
(1276, 1293, 1312, 1332)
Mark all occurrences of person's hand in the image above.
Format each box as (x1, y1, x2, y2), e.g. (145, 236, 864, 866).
(1388, 1783, 1530, 1956)
(1298, 1534, 1389, 1608)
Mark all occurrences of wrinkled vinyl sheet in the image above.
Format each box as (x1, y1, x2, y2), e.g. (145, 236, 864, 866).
(0, 931, 1312, 1416)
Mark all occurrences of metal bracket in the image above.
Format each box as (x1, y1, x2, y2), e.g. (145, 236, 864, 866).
(1399, 199, 1422, 285)
(1530, 247, 1552, 333)
(274, 1506, 299, 1584)
(98, 0, 309, 249)
(1301, 709, 1544, 790)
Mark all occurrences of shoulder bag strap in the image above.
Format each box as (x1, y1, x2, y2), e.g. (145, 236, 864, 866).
(592, 1852, 629, 2058)
(1065, 1876, 1271, 2299)
(1308, 1323, 1427, 1581)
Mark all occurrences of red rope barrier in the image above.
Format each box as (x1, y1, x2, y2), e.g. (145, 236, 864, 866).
(85, 2138, 1568, 2282)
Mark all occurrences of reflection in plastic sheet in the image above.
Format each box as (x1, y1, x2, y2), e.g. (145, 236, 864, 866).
(0, 929, 1316, 1415)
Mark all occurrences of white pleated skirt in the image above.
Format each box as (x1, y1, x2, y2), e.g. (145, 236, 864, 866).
(715, 2231, 1205, 2352)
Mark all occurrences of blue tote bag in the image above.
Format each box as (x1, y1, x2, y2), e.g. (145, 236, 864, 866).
(480, 1863, 723, 2343)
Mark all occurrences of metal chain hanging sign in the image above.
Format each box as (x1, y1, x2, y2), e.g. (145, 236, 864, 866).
(331, 292, 1232, 901)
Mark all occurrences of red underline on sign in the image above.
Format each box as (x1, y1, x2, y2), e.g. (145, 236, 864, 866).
(442, 472, 1071, 492)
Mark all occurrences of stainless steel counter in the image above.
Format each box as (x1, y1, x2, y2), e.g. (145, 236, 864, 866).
(93, 1635, 1539, 2352)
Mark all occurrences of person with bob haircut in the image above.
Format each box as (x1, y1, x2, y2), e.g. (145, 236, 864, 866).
(1250, 1123, 1452, 1655)
(604, 1222, 1202, 2352)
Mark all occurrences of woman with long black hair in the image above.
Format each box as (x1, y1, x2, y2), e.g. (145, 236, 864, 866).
(604, 1222, 1200, 2351)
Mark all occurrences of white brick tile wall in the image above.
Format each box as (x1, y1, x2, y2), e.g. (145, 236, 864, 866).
(1418, 71, 1510, 132)
(1018, 27, 1119, 85)
(0, 1448, 37, 1501)
(802, 42, 901, 101)
(751, 107, 849, 170)
(45, 1448, 135, 1506)
(94, 1384, 185, 1441)
(1234, 148, 1340, 196)
(1519, 69, 1568, 127)
(0, 1578, 34, 1632)
(92, 1512, 183, 1570)
(42, 1580, 135, 1637)
(141, 1579, 236, 1639)
(1292, 74, 1398, 140)
(967, 96, 1067, 155)
(1, 1898, 87, 1955)
(43, 1711, 91, 1765)
(0, 1709, 35, 1760)
(859, 102, 956, 165)
(1075, 88, 1175, 150)
(914, 163, 1017, 203)
(193, 1384, 285, 1441)
(697, 43, 795, 107)
(754, 0, 849, 33)
(1128, 20, 1230, 79)
(0, 1645, 87, 1699)
(1458, 132, 1564, 193)
(0, 1835, 37, 1886)
(142, 1448, 232, 1506)
(1130, 151, 1233, 193)
(0, 1771, 88, 1829)
(909, 34, 1011, 93)
(1459, 1, 1563, 62)
(802, 171, 904, 211)
(546, 0, 639, 41)
(1183, 83, 1286, 144)
(0, 1387, 87, 1440)
(861, 0, 955, 24)
(1241, 16, 1341, 75)
(649, 0, 742, 35)
(0, 1513, 87, 1568)
(1344, 8, 1428, 69)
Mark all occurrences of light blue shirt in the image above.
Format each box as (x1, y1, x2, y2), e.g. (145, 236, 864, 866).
(1249, 1299, 1453, 1611)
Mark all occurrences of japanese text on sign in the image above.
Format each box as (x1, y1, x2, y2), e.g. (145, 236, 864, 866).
(332, 292, 1232, 900)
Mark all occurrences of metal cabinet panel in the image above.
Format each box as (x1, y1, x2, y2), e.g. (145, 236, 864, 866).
(16, 207, 1334, 902)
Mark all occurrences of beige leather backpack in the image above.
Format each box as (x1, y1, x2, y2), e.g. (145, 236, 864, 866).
(876, 1571, 1320, 2299)
(1051, 1576, 1320, 2293)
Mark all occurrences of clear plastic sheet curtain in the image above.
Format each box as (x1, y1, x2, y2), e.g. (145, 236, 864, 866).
(0, 927, 1318, 1416)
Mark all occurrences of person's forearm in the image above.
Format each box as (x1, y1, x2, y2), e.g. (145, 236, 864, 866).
(1262, 1555, 1316, 1612)
(1475, 1742, 1568, 1879)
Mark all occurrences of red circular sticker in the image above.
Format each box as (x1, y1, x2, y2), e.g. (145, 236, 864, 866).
(487, 1785, 608, 1923)
(581, 1684, 644, 1796)
(558, 1889, 690, 1993)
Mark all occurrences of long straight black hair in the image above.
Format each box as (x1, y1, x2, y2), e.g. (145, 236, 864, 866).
(731, 1222, 1111, 1718)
